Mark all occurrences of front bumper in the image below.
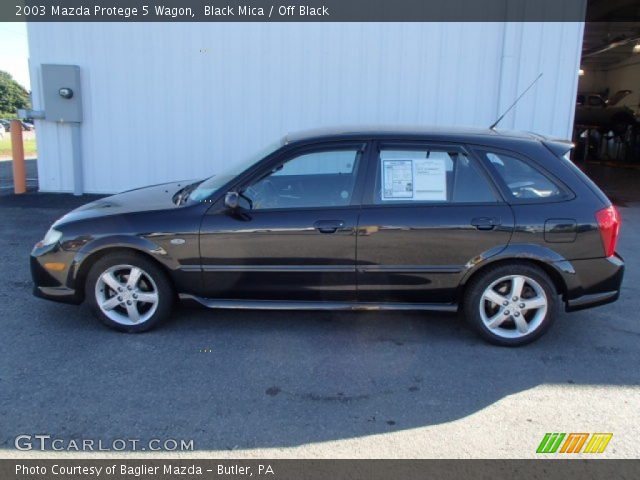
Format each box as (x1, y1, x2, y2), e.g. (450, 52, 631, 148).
(563, 253, 624, 312)
(30, 244, 82, 304)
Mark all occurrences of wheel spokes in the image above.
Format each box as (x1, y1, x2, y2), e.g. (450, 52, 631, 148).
(510, 276, 526, 299)
(101, 271, 122, 292)
(101, 296, 121, 311)
(513, 314, 529, 333)
(126, 302, 141, 323)
(483, 289, 507, 306)
(127, 267, 143, 289)
(522, 295, 546, 311)
(479, 274, 548, 339)
(486, 310, 507, 329)
(96, 264, 160, 326)
(136, 291, 158, 305)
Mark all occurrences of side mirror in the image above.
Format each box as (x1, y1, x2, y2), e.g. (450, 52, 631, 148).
(224, 191, 240, 209)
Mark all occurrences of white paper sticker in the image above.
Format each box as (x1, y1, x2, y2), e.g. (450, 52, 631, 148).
(381, 158, 447, 201)
(413, 158, 447, 201)
(382, 160, 413, 199)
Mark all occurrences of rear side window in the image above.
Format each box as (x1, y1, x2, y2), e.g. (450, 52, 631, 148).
(372, 148, 497, 204)
(478, 150, 565, 201)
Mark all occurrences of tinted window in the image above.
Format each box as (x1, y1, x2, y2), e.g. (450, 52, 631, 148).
(190, 140, 282, 202)
(243, 149, 361, 210)
(273, 150, 356, 176)
(372, 148, 497, 204)
(480, 150, 564, 200)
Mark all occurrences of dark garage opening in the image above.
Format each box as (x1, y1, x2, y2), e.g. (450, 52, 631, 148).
(575, 2, 640, 166)
(572, 2, 640, 204)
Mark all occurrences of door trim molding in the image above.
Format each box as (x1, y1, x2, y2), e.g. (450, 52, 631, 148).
(180, 264, 463, 273)
(180, 264, 355, 273)
(357, 265, 463, 274)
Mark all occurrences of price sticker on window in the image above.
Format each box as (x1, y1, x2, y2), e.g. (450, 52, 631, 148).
(381, 158, 446, 201)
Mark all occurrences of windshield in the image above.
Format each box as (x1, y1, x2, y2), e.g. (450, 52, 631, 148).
(189, 140, 283, 202)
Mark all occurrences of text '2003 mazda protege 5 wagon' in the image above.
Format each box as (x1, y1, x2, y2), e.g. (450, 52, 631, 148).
(31, 126, 624, 346)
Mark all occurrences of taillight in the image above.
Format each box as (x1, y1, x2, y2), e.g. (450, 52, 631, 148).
(595, 206, 621, 257)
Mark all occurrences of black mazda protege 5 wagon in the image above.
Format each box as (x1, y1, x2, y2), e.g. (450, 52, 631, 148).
(31, 126, 624, 346)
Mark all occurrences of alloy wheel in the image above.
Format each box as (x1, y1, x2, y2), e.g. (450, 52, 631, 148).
(94, 264, 159, 326)
(478, 274, 548, 339)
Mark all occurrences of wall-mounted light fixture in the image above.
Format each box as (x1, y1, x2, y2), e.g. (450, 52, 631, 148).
(633, 42, 640, 53)
(579, 68, 585, 76)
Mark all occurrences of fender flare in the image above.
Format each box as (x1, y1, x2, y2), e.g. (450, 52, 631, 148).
(66, 235, 180, 290)
(459, 243, 577, 294)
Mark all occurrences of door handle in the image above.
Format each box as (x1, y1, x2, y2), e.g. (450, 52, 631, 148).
(314, 220, 345, 234)
(471, 217, 500, 231)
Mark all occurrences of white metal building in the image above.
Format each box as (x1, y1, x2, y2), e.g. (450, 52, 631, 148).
(27, 22, 584, 194)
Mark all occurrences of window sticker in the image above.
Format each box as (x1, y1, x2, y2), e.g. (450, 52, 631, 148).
(413, 158, 447, 201)
(382, 160, 413, 199)
(381, 158, 447, 201)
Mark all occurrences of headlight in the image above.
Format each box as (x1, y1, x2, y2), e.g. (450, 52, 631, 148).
(38, 228, 63, 247)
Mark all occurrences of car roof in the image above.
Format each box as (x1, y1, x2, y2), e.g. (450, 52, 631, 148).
(284, 125, 551, 146)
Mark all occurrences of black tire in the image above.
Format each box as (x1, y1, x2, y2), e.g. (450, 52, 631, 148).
(85, 252, 174, 332)
(462, 263, 558, 346)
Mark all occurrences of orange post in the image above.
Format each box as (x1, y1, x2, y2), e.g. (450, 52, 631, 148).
(10, 120, 26, 194)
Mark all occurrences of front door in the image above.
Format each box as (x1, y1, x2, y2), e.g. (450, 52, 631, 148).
(199, 142, 368, 301)
(356, 142, 514, 303)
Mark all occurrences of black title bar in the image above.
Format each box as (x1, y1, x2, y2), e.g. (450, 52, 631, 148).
(2, 0, 633, 22)
(2, 459, 640, 480)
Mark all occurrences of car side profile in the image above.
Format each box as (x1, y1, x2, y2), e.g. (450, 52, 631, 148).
(31, 126, 624, 346)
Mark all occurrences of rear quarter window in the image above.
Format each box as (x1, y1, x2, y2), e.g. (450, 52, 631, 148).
(560, 152, 609, 206)
(476, 149, 569, 202)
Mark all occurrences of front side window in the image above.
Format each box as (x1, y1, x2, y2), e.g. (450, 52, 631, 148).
(373, 147, 497, 204)
(478, 150, 565, 201)
(242, 148, 361, 210)
(190, 140, 282, 202)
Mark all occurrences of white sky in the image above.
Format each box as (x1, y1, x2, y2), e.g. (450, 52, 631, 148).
(0, 22, 30, 90)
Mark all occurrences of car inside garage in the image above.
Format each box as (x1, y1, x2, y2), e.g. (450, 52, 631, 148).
(575, 20, 640, 166)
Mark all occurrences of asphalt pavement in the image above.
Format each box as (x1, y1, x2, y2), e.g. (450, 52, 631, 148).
(0, 188, 638, 459)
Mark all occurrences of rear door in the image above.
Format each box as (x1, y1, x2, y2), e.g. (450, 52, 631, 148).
(356, 141, 514, 303)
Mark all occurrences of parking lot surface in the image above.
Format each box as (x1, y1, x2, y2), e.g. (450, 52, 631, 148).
(0, 189, 639, 458)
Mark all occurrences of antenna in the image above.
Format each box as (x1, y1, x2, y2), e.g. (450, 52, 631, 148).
(490, 73, 543, 130)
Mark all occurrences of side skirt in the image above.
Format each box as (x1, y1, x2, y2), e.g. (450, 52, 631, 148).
(179, 294, 458, 312)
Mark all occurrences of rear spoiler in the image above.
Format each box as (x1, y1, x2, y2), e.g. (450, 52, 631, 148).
(542, 139, 574, 158)
(524, 131, 574, 158)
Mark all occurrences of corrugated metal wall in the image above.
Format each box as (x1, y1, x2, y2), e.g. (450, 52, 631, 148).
(27, 22, 584, 193)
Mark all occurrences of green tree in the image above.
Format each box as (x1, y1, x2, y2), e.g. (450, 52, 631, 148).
(0, 70, 31, 117)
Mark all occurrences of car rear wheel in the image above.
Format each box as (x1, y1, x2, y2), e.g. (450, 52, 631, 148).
(86, 252, 174, 332)
(463, 263, 558, 346)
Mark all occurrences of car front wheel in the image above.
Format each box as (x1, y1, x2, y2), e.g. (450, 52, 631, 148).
(86, 252, 174, 332)
(463, 263, 558, 346)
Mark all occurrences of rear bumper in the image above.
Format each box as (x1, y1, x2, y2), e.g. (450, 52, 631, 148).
(562, 254, 624, 312)
(566, 290, 620, 311)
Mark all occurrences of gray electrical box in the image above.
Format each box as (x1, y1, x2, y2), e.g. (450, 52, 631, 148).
(41, 64, 83, 123)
